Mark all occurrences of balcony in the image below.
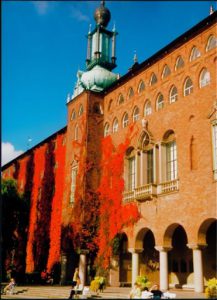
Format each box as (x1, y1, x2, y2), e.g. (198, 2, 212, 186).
(123, 179, 179, 203)
(158, 179, 179, 194)
(135, 184, 157, 201)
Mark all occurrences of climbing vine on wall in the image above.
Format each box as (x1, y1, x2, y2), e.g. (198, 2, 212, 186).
(47, 135, 66, 272)
(33, 140, 55, 271)
(96, 124, 140, 269)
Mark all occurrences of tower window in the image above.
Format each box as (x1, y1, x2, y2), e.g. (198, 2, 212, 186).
(78, 104, 84, 116)
(128, 156, 136, 191)
(71, 110, 76, 120)
(70, 167, 78, 203)
(166, 141, 177, 181)
(74, 124, 79, 140)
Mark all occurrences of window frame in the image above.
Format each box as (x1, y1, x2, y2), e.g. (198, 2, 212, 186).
(104, 123, 110, 137)
(199, 68, 211, 88)
(184, 77, 193, 96)
(170, 86, 178, 103)
(133, 106, 140, 122)
(123, 113, 129, 128)
(156, 94, 164, 111)
(189, 46, 201, 62)
(113, 118, 119, 133)
(144, 100, 152, 116)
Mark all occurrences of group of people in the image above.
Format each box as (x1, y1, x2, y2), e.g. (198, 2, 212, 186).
(130, 283, 163, 299)
(68, 268, 81, 299)
(40, 269, 54, 285)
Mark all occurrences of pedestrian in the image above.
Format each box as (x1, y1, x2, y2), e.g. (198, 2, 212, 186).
(72, 268, 80, 288)
(3, 278, 16, 295)
(150, 284, 163, 299)
(129, 282, 142, 299)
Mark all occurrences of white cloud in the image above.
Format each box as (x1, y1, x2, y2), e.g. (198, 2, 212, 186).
(71, 8, 90, 22)
(32, 1, 49, 15)
(1, 142, 24, 166)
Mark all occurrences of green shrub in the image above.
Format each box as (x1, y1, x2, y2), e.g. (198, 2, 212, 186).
(136, 275, 151, 291)
(205, 278, 217, 299)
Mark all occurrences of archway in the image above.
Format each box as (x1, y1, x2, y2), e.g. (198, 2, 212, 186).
(119, 233, 131, 285)
(140, 229, 159, 284)
(165, 224, 192, 288)
(198, 219, 217, 283)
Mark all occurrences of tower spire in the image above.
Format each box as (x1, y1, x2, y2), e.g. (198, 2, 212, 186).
(101, 0, 105, 7)
(210, 4, 214, 15)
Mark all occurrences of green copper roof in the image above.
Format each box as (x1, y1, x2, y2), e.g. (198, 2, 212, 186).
(80, 65, 118, 92)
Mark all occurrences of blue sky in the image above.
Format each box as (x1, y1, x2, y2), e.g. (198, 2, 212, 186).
(2, 0, 216, 165)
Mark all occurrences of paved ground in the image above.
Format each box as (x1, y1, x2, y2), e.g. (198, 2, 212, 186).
(1, 285, 206, 299)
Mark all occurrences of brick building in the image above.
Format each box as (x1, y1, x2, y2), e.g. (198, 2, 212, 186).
(2, 2, 217, 293)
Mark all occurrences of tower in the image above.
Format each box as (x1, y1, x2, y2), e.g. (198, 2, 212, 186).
(72, 1, 118, 98)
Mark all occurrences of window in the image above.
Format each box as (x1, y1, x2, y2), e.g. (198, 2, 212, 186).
(170, 86, 178, 103)
(184, 77, 193, 96)
(71, 110, 76, 120)
(113, 118, 119, 133)
(118, 93, 124, 105)
(78, 104, 84, 116)
(156, 94, 164, 111)
(199, 68, 210, 88)
(123, 113, 129, 128)
(138, 80, 145, 93)
(144, 100, 152, 116)
(175, 56, 184, 70)
(162, 64, 171, 78)
(166, 141, 177, 181)
(150, 73, 157, 86)
(133, 106, 140, 122)
(70, 167, 78, 203)
(128, 87, 134, 99)
(128, 157, 136, 191)
(190, 46, 201, 62)
(212, 121, 217, 179)
(147, 149, 154, 184)
(108, 99, 113, 111)
(104, 123, 110, 137)
(74, 124, 79, 140)
(206, 35, 217, 51)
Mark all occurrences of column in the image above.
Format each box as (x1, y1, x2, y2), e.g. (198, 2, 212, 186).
(79, 250, 89, 286)
(187, 244, 205, 293)
(153, 145, 157, 183)
(60, 253, 67, 285)
(155, 246, 171, 291)
(129, 248, 143, 287)
(158, 143, 162, 183)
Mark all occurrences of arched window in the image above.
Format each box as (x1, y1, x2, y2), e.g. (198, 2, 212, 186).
(113, 118, 119, 133)
(175, 56, 184, 70)
(162, 64, 171, 78)
(156, 94, 164, 111)
(122, 113, 129, 128)
(169, 86, 178, 103)
(190, 46, 201, 62)
(104, 123, 110, 137)
(71, 110, 76, 120)
(108, 99, 113, 111)
(118, 93, 124, 105)
(133, 106, 140, 122)
(78, 104, 84, 116)
(206, 35, 217, 51)
(150, 73, 157, 86)
(138, 80, 145, 93)
(70, 166, 78, 203)
(74, 124, 79, 140)
(128, 87, 134, 99)
(199, 68, 211, 88)
(144, 100, 152, 116)
(93, 102, 103, 114)
(184, 77, 193, 96)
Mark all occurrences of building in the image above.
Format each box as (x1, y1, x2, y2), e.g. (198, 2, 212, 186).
(2, 1, 217, 293)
